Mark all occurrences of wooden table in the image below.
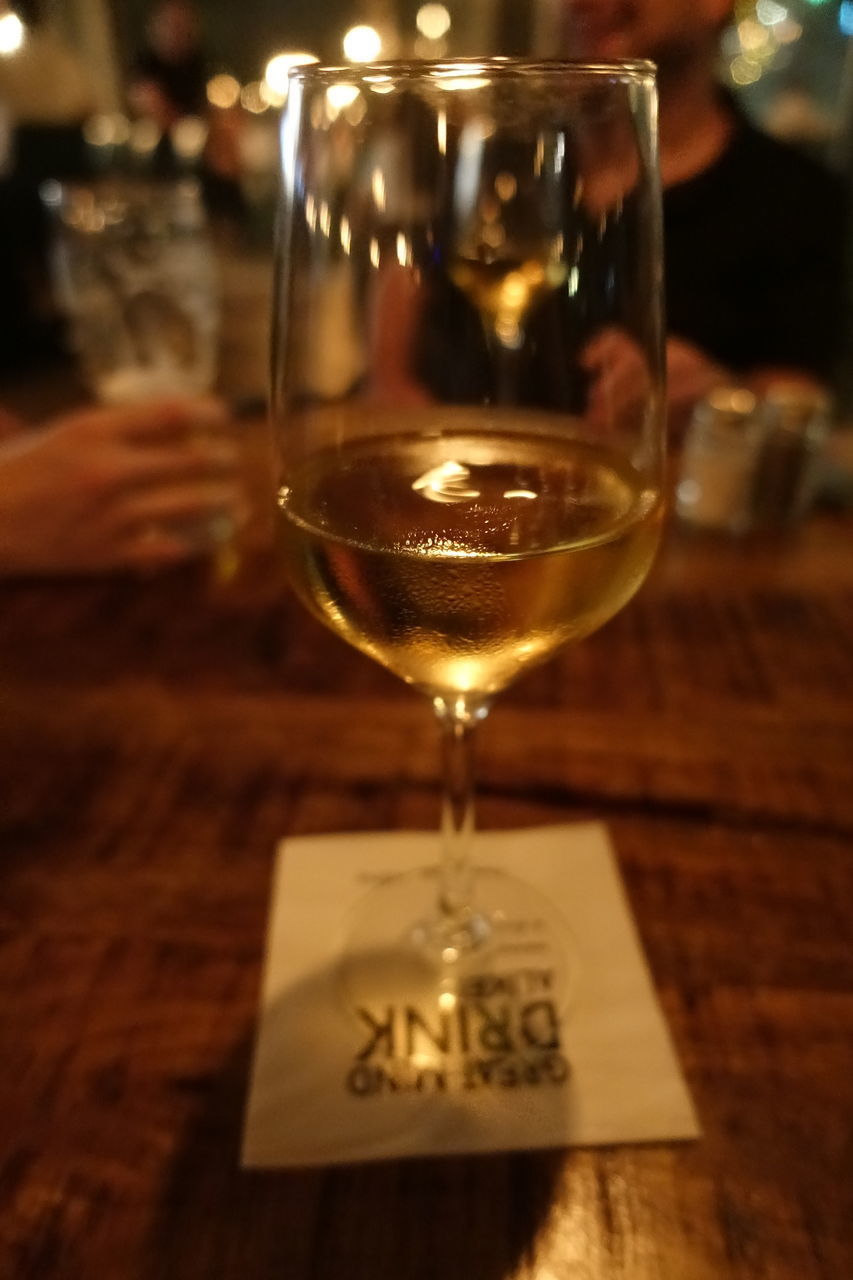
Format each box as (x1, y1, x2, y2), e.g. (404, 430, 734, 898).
(0, 411, 852, 1279)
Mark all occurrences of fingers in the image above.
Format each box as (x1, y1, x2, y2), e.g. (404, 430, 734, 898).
(79, 491, 245, 574)
(118, 479, 248, 532)
(579, 329, 621, 371)
(0, 397, 250, 577)
(58, 398, 245, 506)
(121, 528, 199, 571)
(581, 329, 651, 428)
(111, 478, 249, 572)
(121, 397, 230, 444)
(79, 403, 249, 564)
(118, 437, 241, 490)
(666, 339, 729, 409)
(54, 397, 230, 447)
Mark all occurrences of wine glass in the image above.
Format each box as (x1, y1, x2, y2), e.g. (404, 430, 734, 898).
(272, 60, 665, 1014)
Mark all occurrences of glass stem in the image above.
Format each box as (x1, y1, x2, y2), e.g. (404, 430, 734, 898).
(434, 696, 488, 923)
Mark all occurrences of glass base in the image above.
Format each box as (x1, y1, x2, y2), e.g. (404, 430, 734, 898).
(338, 865, 580, 1027)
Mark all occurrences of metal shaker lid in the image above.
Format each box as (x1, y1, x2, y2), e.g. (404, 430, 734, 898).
(761, 384, 831, 436)
(693, 387, 758, 429)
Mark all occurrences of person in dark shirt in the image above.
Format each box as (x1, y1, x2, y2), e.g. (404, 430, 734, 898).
(129, 0, 245, 224)
(561, 0, 848, 427)
(351, 4, 846, 434)
(664, 107, 845, 386)
(130, 0, 207, 130)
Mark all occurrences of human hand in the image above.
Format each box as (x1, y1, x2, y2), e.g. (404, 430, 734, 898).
(581, 329, 730, 438)
(0, 398, 247, 576)
(580, 326, 652, 431)
(365, 264, 432, 408)
(665, 337, 730, 436)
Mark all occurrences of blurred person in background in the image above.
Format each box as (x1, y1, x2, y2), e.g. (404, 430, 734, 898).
(129, 0, 244, 226)
(129, 0, 206, 131)
(0, 397, 247, 576)
(560, 0, 848, 430)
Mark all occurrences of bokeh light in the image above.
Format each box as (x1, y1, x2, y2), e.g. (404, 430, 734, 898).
(264, 52, 319, 106)
(206, 74, 241, 110)
(241, 81, 269, 114)
(83, 113, 131, 148)
(343, 25, 382, 62)
(730, 55, 763, 84)
(755, 0, 788, 23)
(416, 4, 452, 40)
(0, 11, 25, 56)
(171, 115, 208, 162)
(325, 83, 361, 119)
(129, 118, 161, 157)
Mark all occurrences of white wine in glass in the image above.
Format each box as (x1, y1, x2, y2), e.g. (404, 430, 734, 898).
(273, 60, 665, 1015)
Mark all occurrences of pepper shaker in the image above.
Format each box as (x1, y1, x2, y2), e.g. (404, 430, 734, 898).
(750, 385, 830, 529)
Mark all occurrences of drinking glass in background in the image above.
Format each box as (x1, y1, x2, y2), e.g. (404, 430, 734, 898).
(42, 178, 219, 406)
(40, 177, 246, 572)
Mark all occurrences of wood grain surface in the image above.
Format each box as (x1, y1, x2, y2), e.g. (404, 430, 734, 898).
(0, 410, 852, 1279)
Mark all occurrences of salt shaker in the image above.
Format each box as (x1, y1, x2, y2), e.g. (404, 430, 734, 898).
(676, 387, 764, 534)
(750, 385, 830, 529)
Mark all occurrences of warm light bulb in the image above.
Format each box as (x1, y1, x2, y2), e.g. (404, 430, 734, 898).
(325, 83, 361, 120)
(171, 115, 208, 161)
(0, 11, 25, 56)
(241, 81, 269, 114)
(343, 24, 381, 62)
(82, 113, 131, 147)
(206, 74, 240, 110)
(264, 51, 319, 105)
(129, 118, 160, 155)
(416, 4, 451, 40)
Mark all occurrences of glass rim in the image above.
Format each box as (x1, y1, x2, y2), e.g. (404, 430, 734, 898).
(287, 56, 657, 85)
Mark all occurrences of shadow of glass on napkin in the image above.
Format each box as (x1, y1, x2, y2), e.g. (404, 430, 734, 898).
(148, 960, 567, 1280)
(243, 950, 579, 1169)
